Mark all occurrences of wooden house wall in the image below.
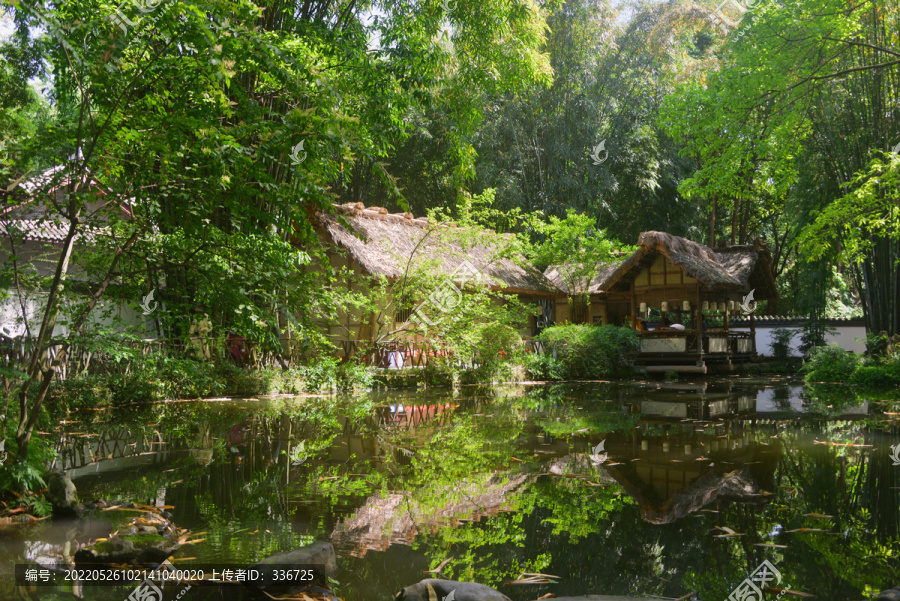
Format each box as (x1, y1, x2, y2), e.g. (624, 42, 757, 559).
(632, 255, 700, 308)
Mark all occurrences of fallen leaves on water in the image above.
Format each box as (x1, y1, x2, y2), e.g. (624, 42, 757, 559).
(713, 526, 744, 538)
(506, 572, 560, 585)
(0, 514, 49, 530)
(754, 543, 789, 548)
(262, 590, 340, 600)
(813, 440, 872, 448)
(425, 557, 453, 574)
(763, 588, 816, 597)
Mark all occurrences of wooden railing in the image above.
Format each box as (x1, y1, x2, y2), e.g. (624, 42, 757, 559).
(636, 329, 756, 355)
(333, 338, 554, 370)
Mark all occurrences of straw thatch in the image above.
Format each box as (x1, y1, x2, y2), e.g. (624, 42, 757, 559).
(544, 262, 620, 296)
(330, 473, 531, 557)
(606, 464, 770, 524)
(598, 231, 778, 299)
(315, 203, 563, 296)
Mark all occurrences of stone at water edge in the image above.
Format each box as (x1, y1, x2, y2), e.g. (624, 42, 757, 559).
(73, 532, 180, 565)
(250, 541, 338, 579)
(44, 469, 79, 517)
(395, 579, 512, 601)
(248, 541, 338, 597)
(875, 587, 900, 601)
(73, 510, 182, 566)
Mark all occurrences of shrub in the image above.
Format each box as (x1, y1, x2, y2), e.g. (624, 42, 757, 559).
(470, 322, 523, 382)
(0, 420, 56, 494)
(802, 344, 859, 383)
(298, 356, 374, 391)
(798, 320, 837, 356)
(528, 324, 638, 380)
(769, 328, 796, 361)
(849, 359, 900, 388)
(48, 376, 113, 410)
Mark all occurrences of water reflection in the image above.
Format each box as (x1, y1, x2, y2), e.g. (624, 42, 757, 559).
(2, 379, 898, 600)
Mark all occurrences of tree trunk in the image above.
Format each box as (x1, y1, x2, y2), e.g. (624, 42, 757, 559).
(14, 228, 140, 464)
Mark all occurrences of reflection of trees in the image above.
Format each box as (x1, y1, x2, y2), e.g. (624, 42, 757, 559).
(34, 383, 900, 600)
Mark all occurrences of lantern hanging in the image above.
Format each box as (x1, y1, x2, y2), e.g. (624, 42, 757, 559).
(639, 302, 647, 313)
(661, 301, 669, 312)
(683, 300, 691, 311)
(702, 301, 709, 312)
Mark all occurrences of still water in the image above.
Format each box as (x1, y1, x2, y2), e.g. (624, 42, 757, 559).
(2, 377, 899, 600)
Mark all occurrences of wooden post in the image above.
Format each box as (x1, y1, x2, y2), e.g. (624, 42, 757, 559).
(697, 284, 704, 357)
(750, 311, 756, 353)
(630, 286, 637, 330)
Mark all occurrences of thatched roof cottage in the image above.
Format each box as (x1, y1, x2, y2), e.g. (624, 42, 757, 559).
(545, 231, 778, 372)
(311, 203, 565, 347)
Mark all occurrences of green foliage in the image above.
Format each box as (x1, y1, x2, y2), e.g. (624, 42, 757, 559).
(528, 324, 638, 380)
(18, 494, 53, 517)
(798, 320, 838, 356)
(108, 356, 225, 403)
(802, 345, 860, 383)
(849, 359, 900, 389)
(0, 421, 54, 493)
(798, 154, 900, 265)
(523, 210, 629, 301)
(48, 375, 114, 411)
(298, 357, 374, 392)
(770, 328, 796, 362)
(46, 356, 373, 406)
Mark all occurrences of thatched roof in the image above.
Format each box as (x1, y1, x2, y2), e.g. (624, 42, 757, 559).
(599, 231, 778, 300)
(330, 473, 531, 557)
(606, 465, 770, 525)
(315, 203, 564, 296)
(544, 262, 620, 296)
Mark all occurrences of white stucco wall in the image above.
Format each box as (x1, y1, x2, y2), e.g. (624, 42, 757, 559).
(0, 289, 154, 337)
(748, 324, 868, 356)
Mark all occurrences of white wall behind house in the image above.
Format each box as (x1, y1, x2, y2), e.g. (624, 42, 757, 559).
(743, 324, 868, 356)
(0, 290, 154, 337)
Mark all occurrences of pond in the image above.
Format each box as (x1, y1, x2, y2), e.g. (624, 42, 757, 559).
(2, 377, 899, 600)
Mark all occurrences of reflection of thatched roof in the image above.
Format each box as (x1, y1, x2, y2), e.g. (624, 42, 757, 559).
(606, 465, 769, 524)
(599, 232, 778, 300)
(315, 203, 563, 297)
(544, 262, 619, 296)
(603, 437, 780, 525)
(330, 473, 531, 557)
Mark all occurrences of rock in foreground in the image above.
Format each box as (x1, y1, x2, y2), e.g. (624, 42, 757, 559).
(395, 579, 512, 601)
(74, 511, 181, 566)
(249, 541, 338, 597)
(45, 469, 78, 517)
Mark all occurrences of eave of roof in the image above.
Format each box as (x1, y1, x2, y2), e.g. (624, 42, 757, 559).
(315, 203, 565, 297)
